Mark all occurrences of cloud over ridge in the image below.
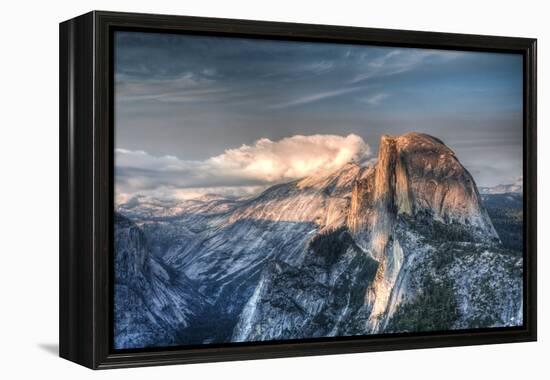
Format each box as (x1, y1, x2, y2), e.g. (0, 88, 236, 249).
(116, 134, 371, 201)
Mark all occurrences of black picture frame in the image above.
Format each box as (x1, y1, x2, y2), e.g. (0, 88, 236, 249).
(59, 10, 537, 369)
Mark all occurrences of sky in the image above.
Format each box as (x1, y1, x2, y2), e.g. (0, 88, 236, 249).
(114, 31, 523, 202)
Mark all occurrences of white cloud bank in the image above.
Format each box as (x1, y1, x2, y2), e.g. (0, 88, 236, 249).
(116, 134, 371, 202)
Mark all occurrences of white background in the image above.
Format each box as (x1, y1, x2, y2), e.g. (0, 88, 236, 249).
(0, 0, 547, 378)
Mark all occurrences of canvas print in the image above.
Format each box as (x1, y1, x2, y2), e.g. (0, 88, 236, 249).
(113, 31, 524, 350)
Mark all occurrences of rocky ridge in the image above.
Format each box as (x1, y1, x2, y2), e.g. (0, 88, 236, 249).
(114, 133, 523, 348)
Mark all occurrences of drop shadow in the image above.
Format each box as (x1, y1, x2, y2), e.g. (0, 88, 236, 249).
(38, 343, 59, 356)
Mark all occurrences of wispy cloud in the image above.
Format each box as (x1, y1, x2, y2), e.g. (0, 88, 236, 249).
(350, 49, 464, 84)
(307, 60, 335, 75)
(115, 71, 229, 103)
(269, 87, 363, 109)
(362, 93, 389, 106)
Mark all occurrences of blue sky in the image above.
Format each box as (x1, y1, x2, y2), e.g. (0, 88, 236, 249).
(114, 31, 523, 200)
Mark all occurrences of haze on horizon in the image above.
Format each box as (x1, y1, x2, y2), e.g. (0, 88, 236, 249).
(114, 31, 523, 202)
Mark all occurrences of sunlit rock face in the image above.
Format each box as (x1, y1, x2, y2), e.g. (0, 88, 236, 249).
(114, 133, 523, 348)
(345, 133, 502, 331)
(350, 133, 497, 256)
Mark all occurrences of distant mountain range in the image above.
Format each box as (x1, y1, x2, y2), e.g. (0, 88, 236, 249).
(480, 177, 523, 194)
(114, 132, 523, 349)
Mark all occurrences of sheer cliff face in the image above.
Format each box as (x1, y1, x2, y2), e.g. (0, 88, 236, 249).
(347, 133, 500, 330)
(115, 133, 523, 348)
(350, 133, 497, 258)
(114, 214, 208, 349)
